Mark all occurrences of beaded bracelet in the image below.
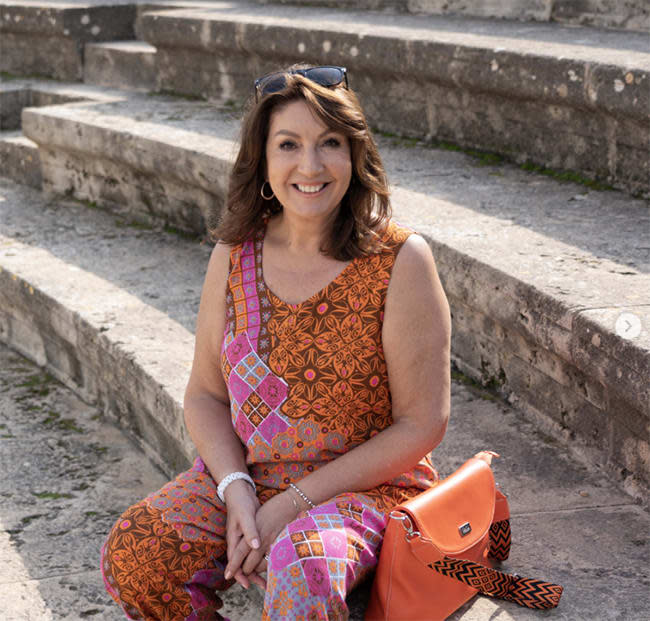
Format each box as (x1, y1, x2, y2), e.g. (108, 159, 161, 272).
(288, 482, 315, 509)
(217, 471, 255, 503)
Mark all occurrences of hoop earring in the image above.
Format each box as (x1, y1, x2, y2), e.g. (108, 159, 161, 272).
(260, 181, 274, 200)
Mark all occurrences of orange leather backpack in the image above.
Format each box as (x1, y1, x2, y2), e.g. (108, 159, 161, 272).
(365, 453, 563, 620)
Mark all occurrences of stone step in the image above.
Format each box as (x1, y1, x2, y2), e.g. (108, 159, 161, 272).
(0, 1, 137, 81)
(84, 40, 158, 92)
(82, 2, 233, 92)
(21, 88, 239, 232)
(2, 180, 649, 620)
(11, 82, 650, 499)
(0, 130, 41, 188)
(260, 0, 650, 32)
(138, 2, 650, 195)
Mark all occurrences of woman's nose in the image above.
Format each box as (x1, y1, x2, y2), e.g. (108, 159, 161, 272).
(297, 146, 325, 176)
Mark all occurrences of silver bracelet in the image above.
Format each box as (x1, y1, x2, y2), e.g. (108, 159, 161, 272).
(288, 482, 315, 509)
(217, 471, 255, 503)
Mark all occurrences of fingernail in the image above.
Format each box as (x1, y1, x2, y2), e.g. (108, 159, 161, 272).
(224, 570, 231, 580)
(252, 538, 260, 549)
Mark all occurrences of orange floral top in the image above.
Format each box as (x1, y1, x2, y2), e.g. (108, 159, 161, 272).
(221, 219, 438, 514)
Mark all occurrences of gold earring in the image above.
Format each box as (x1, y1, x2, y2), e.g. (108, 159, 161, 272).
(260, 181, 274, 200)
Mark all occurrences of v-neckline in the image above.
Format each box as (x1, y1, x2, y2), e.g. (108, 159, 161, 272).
(257, 220, 358, 309)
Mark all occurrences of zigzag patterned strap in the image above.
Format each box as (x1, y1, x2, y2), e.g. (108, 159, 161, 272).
(428, 555, 563, 610)
(488, 519, 511, 561)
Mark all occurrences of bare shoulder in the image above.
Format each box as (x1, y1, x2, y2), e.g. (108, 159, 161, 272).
(387, 233, 444, 303)
(392, 232, 435, 273)
(205, 240, 232, 285)
(198, 240, 233, 336)
(384, 232, 449, 330)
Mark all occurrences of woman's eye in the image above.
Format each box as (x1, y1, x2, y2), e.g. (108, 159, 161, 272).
(324, 137, 341, 147)
(279, 140, 297, 150)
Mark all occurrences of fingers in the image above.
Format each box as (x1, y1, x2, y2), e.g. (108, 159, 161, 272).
(225, 523, 241, 564)
(241, 545, 265, 576)
(233, 568, 250, 589)
(474, 450, 500, 465)
(228, 545, 267, 590)
(225, 536, 250, 581)
(238, 510, 261, 552)
(248, 571, 267, 590)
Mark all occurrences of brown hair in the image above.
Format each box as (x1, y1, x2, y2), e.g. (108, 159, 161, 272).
(208, 65, 392, 260)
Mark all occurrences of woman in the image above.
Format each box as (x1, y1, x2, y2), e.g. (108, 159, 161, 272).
(101, 65, 451, 620)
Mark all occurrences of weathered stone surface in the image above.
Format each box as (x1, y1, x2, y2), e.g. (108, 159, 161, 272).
(0, 131, 41, 188)
(84, 40, 158, 91)
(2, 335, 650, 619)
(3, 79, 650, 498)
(260, 0, 650, 32)
(552, 0, 650, 31)
(0, 344, 167, 619)
(11, 80, 650, 488)
(0, 86, 30, 129)
(0, 33, 85, 81)
(139, 3, 650, 194)
(0, 179, 210, 476)
(21, 89, 239, 233)
(0, 1, 137, 80)
(0, 76, 112, 126)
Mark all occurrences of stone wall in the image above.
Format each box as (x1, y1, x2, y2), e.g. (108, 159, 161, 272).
(259, 0, 650, 31)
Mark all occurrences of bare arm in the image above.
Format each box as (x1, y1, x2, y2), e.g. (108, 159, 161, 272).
(183, 242, 247, 482)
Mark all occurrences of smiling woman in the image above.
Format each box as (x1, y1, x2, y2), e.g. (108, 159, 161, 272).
(265, 102, 352, 224)
(216, 64, 393, 261)
(100, 64, 452, 621)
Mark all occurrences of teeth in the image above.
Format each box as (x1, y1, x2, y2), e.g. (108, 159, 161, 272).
(296, 184, 325, 193)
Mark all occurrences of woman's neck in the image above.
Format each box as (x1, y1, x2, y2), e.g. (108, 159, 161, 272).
(266, 211, 336, 259)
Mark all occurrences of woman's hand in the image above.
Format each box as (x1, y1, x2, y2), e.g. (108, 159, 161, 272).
(226, 491, 302, 590)
(223, 480, 262, 588)
(474, 450, 499, 466)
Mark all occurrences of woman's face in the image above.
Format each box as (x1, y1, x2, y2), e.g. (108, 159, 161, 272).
(264, 99, 352, 223)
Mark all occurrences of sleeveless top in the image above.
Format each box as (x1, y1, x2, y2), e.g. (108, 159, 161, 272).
(220, 219, 438, 515)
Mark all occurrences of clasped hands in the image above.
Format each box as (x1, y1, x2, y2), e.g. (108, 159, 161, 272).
(223, 480, 305, 590)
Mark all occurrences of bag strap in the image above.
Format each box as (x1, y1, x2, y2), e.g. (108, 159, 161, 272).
(429, 555, 563, 610)
(488, 518, 511, 561)
(408, 519, 562, 610)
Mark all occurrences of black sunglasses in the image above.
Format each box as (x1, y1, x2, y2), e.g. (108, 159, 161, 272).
(254, 66, 348, 102)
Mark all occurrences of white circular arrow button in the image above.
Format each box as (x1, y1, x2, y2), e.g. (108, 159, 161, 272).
(615, 312, 642, 339)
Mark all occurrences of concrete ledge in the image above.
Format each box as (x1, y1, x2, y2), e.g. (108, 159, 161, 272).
(1, 177, 649, 618)
(84, 40, 158, 91)
(259, 0, 650, 32)
(1, 81, 93, 130)
(0, 132, 41, 188)
(4, 338, 650, 619)
(11, 84, 650, 497)
(0, 181, 205, 477)
(21, 89, 238, 232)
(0, 1, 137, 80)
(139, 3, 650, 195)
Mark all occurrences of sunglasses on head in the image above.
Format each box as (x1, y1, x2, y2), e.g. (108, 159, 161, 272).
(254, 66, 348, 102)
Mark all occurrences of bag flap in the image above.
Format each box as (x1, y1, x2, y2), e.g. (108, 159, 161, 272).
(398, 457, 496, 556)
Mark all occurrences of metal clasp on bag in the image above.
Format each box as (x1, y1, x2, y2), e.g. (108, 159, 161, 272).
(390, 510, 421, 542)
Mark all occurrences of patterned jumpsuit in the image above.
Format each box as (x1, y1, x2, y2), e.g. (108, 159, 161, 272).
(100, 220, 439, 620)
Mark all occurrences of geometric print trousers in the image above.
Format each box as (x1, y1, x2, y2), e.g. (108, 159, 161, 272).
(100, 457, 388, 620)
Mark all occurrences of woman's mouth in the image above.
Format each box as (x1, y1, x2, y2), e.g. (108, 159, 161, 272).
(294, 183, 329, 194)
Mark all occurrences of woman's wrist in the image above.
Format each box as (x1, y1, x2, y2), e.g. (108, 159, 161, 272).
(285, 486, 312, 514)
(218, 471, 256, 503)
